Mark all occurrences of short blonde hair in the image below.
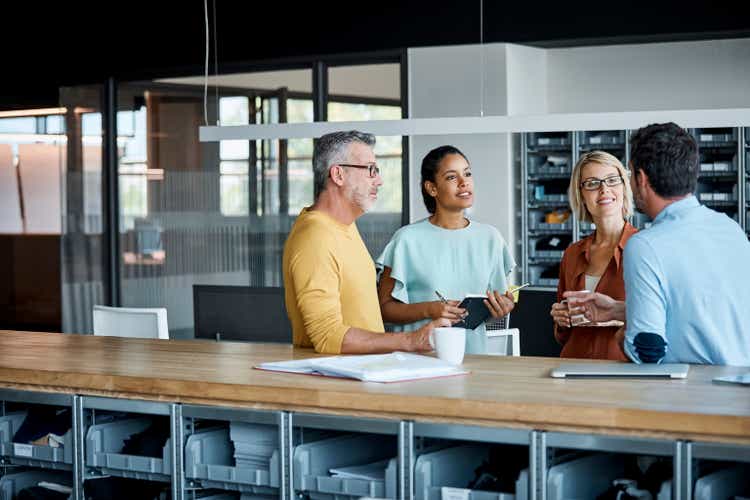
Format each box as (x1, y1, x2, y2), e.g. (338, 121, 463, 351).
(568, 151, 634, 223)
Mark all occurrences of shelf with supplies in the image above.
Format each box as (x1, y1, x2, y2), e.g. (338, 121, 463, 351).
(519, 127, 748, 289)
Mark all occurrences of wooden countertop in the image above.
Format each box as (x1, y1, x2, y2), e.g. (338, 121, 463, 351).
(0, 330, 748, 444)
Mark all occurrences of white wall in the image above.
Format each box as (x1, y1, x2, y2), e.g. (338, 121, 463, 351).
(546, 38, 750, 113)
(408, 44, 508, 119)
(505, 44, 547, 115)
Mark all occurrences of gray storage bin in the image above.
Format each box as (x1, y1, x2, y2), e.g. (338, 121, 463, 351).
(414, 444, 515, 500)
(195, 493, 241, 500)
(694, 464, 750, 499)
(184, 427, 277, 494)
(86, 417, 170, 481)
(582, 131, 623, 146)
(516, 453, 626, 500)
(529, 248, 564, 259)
(546, 453, 626, 499)
(696, 129, 737, 143)
(527, 155, 570, 176)
(294, 434, 397, 499)
(538, 222, 571, 231)
(0, 411, 73, 468)
(528, 212, 571, 232)
(529, 134, 570, 148)
(0, 470, 72, 500)
(528, 267, 558, 289)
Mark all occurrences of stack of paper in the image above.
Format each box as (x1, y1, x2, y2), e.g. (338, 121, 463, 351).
(257, 352, 469, 383)
(230, 422, 278, 469)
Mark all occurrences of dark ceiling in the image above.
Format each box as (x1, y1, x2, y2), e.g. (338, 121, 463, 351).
(2, 1, 748, 109)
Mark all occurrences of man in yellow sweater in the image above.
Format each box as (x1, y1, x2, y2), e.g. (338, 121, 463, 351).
(283, 131, 449, 354)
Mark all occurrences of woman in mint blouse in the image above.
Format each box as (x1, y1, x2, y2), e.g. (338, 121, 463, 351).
(376, 145, 516, 354)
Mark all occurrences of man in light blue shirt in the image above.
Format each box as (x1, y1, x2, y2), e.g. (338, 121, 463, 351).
(565, 122, 750, 366)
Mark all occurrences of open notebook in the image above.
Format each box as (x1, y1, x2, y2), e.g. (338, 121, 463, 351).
(256, 352, 469, 383)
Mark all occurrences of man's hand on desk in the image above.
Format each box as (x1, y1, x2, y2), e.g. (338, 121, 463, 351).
(405, 318, 451, 352)
(562, 291, 625, 323)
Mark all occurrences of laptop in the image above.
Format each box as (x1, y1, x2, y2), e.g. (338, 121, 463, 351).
(550, 363, 690, 379)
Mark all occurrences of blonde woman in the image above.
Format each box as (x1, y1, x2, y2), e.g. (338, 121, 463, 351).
(550, 151, 636, 360)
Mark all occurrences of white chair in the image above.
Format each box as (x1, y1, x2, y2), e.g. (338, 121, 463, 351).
(486, 328, 521, 356)
(92, 305, 169, 339)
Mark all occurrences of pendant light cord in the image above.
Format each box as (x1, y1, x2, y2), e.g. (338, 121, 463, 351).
(203, 0, 209, 126)
(479, 0, 485, 117)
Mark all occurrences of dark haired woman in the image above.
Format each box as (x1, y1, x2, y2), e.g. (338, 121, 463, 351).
(376, 145, 516, 354)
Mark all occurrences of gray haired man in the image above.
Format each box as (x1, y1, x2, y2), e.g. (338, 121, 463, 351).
(282, 131, 448, 354)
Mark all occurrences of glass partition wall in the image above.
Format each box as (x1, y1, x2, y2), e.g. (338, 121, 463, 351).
(0, 107, 70, 332)
(61, 60, 406, 338)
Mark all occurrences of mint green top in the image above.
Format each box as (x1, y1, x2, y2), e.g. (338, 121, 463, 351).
(376, 218, 515, 354)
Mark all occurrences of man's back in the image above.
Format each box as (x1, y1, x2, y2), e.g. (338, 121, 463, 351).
(624, 196, 750, 366)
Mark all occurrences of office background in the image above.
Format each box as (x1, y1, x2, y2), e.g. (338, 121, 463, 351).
(0, 2, 749, 345)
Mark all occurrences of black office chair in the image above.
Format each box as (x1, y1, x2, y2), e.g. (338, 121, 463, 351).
(193, 285, 292, 343)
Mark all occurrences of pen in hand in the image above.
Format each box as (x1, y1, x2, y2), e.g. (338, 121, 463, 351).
(507, 282, 531, 294)
(435, 290, 468, 321)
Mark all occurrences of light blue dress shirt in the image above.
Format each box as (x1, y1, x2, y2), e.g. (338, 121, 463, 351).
(376, 218, 515, 354)
(623, 195, 750, 366)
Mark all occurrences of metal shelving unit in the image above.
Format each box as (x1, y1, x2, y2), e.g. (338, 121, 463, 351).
(520, 132, 574, 289)
(743, 127, 749, 236)
(3, 388, 750, 500)
(519, 127, 750, 289)
(692, 127, 742, 223)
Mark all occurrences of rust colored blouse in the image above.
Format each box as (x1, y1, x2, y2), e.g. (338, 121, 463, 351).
(554, 222, 638, 360)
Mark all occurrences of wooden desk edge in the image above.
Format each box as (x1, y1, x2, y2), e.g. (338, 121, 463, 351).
(1, 378, 748, 447)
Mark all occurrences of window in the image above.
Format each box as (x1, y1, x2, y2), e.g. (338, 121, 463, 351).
(219, 97, 250, 216)
(115, 107, 149, 229)
(219, 95, 315, 216)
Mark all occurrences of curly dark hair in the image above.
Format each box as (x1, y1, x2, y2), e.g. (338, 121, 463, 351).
(629, 122, 698, 198)
(420, 145, 468, 214)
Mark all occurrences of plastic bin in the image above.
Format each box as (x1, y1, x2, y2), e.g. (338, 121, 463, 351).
(580, 131, 624, 146)
(527, 154, 570, 176)
(695, 128, 737, 144)
(184, 427, 277, 495)
(293, 434, 397, 500)
(0, 411, 73, 468)
(0, 470, 72, 500)
(528, 133, 570, 148)
(529, 220, 572, 232)
(528, 266, 559, 289)
(85, 417, 171, 481)
(694, 464, 750, 499)
(414, 444, 515, 500)
(516, 453, 626, 500)
(195, 493, 241, 500)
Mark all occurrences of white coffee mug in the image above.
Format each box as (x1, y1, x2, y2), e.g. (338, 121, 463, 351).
(431, 327, 466, 365)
